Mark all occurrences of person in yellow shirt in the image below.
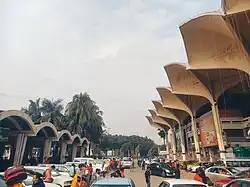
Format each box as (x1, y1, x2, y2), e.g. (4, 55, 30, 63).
(70, 173, 79, 187)
(11, 184, 24, 187)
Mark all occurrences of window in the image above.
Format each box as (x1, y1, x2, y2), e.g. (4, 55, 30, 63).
(241, 181, 250, 187)
(227, 181, 241, 187)
(150, 163, 158, 169)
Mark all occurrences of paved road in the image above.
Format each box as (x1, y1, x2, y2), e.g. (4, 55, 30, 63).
(125, 167, 195, 187)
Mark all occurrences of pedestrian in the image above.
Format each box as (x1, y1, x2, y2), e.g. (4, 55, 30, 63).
(144, 166, 151, 187)
(175, 164, 180, 179)
(141, 159, 145, 170)
(43, 166, 53, 183)
(87, 163, 93, 184)
(69, 164, 77, 177)
(32, 173, 45, 187)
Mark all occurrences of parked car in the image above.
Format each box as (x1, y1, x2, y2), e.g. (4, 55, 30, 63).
(205, 166, 240, 184)
(214, 169, 250, 187)
(24, 166, 72, 187)
(149, 163, 176, 177)
(38, 164, 70, 177)
(222, 179, 250, 187)
(91, 177, 135, 187)
(121, 157, 133, 169)
(158, 179, 207, 187)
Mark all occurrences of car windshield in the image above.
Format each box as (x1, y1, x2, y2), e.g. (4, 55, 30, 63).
(235, 170, 250, 177)
(173, 185, 206, 187)
(160, 163, 172, 169)
(123, 158, 132, 161)
(227, 167, 240, 174)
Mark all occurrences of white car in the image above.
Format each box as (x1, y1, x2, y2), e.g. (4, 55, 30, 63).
(38, 164, 70, 177)
(190, 165, 206, 173)
(122, 157, 133, 169)
(159, 179, 207, 187)
(24, 166, 72, 187)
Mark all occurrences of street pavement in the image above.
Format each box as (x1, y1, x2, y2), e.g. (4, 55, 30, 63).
(125, 167, 195, 187)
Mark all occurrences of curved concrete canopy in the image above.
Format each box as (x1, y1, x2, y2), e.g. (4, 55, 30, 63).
(222, 0, 250, 14)
(165, 63, 213, 102)
(72, 134, 82, 146)
(152, 100, 180, 125)
(34, 122, 58, 139)
(148, 109, 173, 130)
(57, 130, 73, 143)
(156, 87, 191, 117)
(0, 110, 35, 134)
(180, 14, 250, 74)
(146, 116, 163, 130)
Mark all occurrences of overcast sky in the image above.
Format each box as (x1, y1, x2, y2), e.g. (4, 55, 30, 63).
(0, 0, 220, 144)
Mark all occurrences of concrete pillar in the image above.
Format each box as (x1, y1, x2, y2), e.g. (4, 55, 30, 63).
(165, 132, 170, 160)
(72, 144, 78, 160)
(80, 146, 86, 157)
(13, 133, 27, 166)
(211, 102, 226, 160)
(60, 141, 67, 163)
(170, 129, 177, 161)
(43, 139, 52, 161)
(179, 125, 186, 161)
(191, 115, 201, 161)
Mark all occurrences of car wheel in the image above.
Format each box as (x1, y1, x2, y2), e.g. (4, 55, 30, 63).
(161, 171, 166, 177)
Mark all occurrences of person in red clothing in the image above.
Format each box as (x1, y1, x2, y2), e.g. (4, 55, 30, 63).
(87, 163, 93, 185)
(194, 169, 203, 183)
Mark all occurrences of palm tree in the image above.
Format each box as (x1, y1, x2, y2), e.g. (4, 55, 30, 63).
(40, 98, 65, 130)
(21, 98, 42, 124)
(65, 92, 105, 155)
(158, 129, 166, 146)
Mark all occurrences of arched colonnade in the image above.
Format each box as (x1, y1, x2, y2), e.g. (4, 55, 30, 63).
(0, 110, 89, 166)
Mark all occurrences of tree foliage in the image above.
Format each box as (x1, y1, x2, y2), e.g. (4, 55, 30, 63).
(21, 93, 105, 145)
(99, 134, 155, 157)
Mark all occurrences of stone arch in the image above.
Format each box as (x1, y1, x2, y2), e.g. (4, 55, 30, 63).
(57, 130, 72, 144)
(72, 134, 81, 146)
(34, 122, 58, 139)
(222, 0, 250, 14)
(180, 14, 250, 73)
(81, 137, 89, 147)
(0, 110, 35, 134)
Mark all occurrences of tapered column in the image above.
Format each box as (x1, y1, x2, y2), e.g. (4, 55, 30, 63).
(72, 144, 78, 160)
(211, 102, 226, 160)
(170, 129, 177, 160)
(80, 146, 86, 157)
(43, 139, 52, 161)
(179, 125, 186, 161)
(60, 141, 67, 163)
(191, 115, 201, 161)
(13, 133, 27, 166)
(165, 132, 170, 160)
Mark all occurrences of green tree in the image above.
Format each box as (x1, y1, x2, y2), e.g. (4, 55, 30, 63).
(66, 92, 105, 154)
(158, 129, 166, 145)
(21, 98, 42, 124)
(40, 98, 65, 130)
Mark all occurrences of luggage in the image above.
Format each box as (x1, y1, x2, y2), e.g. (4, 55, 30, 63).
(4, 166, 27, 186)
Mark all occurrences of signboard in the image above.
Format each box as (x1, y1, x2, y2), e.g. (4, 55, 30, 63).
(199, 114, 218, 147)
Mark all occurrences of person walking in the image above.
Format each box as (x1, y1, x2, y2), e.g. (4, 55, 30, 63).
(144, 166, 151, 187)
(175, 164, 181, 179)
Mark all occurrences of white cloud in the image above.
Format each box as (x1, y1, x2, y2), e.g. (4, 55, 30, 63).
(0, 0, 220, 143)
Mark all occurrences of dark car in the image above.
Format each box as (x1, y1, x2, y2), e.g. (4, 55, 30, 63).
(149, 163, 176, 177)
